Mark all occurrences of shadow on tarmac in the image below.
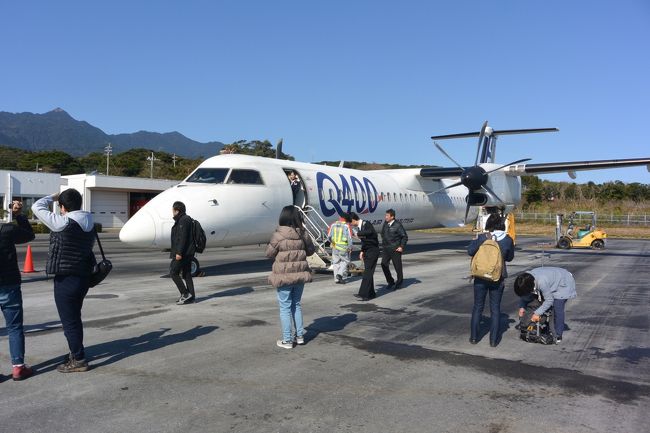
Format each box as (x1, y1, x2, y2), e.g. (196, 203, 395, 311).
(474, 313, 517, 345)
(2, 320, 62, 337)
(304, 313, 357, 343)
(200, 259, 272, 276)
(32, 325, 218, 373)
(197, 286, 255, 302)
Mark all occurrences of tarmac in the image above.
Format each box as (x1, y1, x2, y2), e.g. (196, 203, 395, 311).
(1, 232, 649, 433)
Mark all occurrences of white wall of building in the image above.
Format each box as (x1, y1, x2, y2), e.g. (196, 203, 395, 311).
(1, 170, 178, 228)
(0, 170, 65, 222)
(63, 174, 178, 229)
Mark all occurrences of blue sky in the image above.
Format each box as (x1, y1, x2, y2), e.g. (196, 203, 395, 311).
(1, 0, 649, 184)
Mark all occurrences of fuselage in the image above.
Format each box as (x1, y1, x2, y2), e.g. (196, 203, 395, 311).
(119, 154, 521, 248)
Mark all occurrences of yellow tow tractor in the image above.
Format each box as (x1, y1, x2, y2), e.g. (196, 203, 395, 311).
(555, 211, 607, 250)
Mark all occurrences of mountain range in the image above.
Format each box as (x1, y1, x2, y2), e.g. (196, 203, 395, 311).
(0, 108, 223, 158)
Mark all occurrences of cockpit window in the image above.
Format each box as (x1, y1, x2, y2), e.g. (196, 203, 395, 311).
(186, 168, 230, 184)
(227, 169, 264, 185)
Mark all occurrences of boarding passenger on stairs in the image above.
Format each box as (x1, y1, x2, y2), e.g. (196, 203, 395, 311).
(288, 171, 301, 202)
(327, 213, 353, 284)
(32, 189, 95, 372)
(380, 209, 408, 290)
(350, 212, 379, 301)
(0, 200, 35, 380)
(170, 201, 196, 305)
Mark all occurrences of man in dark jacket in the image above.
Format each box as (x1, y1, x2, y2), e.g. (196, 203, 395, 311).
(350, 212, 380, 301)
(380, 209, 408, 290)
(0, 200, 35, 380)
(170, 201, 195, 305)
(32, 189, 95, 372)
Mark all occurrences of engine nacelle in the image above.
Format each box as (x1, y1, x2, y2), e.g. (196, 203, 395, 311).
(466, 192, 488, 206)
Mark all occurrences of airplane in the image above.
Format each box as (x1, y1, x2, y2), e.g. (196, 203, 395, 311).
(119, 122, 650, 274)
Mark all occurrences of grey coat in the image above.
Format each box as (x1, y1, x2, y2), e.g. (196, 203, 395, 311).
(266, 226, 315, 288)
(527, 267, 577, 315)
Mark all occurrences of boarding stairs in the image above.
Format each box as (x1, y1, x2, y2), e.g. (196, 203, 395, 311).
(295, 205, 333, 271)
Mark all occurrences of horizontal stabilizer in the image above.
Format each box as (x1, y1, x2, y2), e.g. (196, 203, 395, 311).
(431, 128, 558, 141)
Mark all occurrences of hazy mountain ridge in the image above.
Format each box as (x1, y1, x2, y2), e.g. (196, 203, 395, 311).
(0, 108, 223, 158)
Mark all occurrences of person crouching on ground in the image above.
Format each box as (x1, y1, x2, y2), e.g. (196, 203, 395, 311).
(0, 200, 35, 380)
(32, 189, 95, 372)
(467, 213, 514, 347)
(513, 267, 576, 344)
(266, 206, 315, 349)
(170, 201, 196, 305)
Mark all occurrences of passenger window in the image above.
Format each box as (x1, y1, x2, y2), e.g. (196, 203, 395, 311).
(186, 168, 229, 184)
(228, 169, 264, 185)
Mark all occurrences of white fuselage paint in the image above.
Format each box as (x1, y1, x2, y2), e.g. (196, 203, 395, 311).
(119, 154, 521, 248)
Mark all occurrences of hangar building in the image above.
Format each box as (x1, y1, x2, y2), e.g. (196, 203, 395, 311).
(1, 170, 177, 229)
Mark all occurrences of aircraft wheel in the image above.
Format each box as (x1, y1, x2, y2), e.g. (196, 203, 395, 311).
(190, 257, 201, 277)
(557, 237, 572, 250)
(591, 239, 605, 250)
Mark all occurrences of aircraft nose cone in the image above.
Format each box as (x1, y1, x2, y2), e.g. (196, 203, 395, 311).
(119, 209, 156, 247)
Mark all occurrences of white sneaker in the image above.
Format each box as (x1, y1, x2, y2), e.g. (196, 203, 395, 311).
(555, 336, 562, 344)
(295, 336, 305, 345)
(276, 340, 293, 349)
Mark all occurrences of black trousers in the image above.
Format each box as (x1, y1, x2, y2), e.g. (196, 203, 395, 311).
(381, 248, 403, 286)
(53, 275, 90, 360)
(170, 258, 195, 297)
(358, 247, 380, 299)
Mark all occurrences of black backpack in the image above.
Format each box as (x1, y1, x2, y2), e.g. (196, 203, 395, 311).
(519, 298, 554, 345)
(192, 219, 207, 254)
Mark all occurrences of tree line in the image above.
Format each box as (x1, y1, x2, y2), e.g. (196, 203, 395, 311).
(0, 140, 294, 180)
(521, 175, 650, 206)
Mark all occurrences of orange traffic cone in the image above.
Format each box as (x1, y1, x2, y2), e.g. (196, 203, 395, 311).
(23, 245, 35, 273)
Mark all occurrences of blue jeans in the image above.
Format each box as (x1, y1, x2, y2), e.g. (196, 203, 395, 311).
(471, 279, 504, 344)
(0, 284, 25, 365)
(553, 299, 568, 337)
(276, 283, 305, 343)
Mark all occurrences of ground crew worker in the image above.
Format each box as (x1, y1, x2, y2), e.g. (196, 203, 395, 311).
(327, 213, 353, 284)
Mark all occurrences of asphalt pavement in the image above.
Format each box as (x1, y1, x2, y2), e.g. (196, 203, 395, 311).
(2, 232, 649, 433)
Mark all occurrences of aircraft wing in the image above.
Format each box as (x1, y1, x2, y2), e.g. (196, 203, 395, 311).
(419, 157, 650, 180)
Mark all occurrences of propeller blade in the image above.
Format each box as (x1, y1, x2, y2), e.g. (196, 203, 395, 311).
(427, 181, 463, 195)
(464, 202, 472, 224)
(474, 121, 488, 166)
(484, 158, 532, 175)
(275, 138, 283, 159)
(481, 184, 505, 204)
(434, 141, 463, 169)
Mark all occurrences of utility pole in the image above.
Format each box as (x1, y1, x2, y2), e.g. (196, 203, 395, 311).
(104, 143, 112, 176)
(146, 152, 157, 178)
(172, 153, 177, 168)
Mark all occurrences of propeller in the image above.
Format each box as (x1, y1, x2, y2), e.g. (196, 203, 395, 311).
(431, 121, 531, 223)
